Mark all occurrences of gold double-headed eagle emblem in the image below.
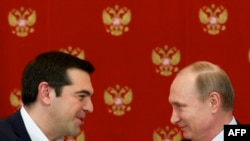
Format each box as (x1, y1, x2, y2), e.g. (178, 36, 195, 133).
(60, 46, 85, 60)
(104, 85, 133, 116)
(102, 5, 131, 36)
(153, 126, 182, 141)
(8, 6, 36, 37)
(199, 4, 228, 35)
(152, 45, 180, 77)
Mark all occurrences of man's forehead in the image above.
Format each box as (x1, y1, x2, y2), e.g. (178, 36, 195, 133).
(169, 84, 199, 104)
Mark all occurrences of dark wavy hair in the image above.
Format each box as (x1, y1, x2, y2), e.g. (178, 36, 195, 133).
(21, 51, 95, 106)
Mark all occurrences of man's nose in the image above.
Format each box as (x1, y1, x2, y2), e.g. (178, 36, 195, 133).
(170, 109, 180, 124)
(83, 99, 94, 113)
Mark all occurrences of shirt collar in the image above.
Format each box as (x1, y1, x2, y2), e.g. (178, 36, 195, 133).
(212, 116, 237, 141)
(20, 106, 50, 141)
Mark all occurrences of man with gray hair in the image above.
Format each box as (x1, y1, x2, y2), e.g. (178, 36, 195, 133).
(168, 61, 238, 141)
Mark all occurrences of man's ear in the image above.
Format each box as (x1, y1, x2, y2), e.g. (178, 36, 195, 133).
(208, 91, 221, 114)
(37, 82, 52, 105)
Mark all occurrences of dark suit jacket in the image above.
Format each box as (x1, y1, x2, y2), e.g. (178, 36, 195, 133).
(0, 109, 31, 141)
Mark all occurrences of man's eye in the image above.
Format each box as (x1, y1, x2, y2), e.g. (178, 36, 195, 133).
(173, 104, 184, 110)
(77, 95, 86, 99)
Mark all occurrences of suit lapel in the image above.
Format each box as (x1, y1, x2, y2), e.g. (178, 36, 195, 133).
(9, 109, 32, 141)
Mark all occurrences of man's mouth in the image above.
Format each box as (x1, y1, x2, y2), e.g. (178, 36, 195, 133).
(76, 112, 86, 126)
(76, 116, 84, 125)
(179, 125, 188, 131)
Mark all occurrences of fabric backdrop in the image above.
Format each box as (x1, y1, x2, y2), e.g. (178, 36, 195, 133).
(1, 0, 250, 141)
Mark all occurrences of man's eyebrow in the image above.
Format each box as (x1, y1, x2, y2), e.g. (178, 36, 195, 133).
(171, 101, 184, 107)
(75, 90, 92, 96)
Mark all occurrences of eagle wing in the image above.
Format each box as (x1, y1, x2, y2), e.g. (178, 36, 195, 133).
(26, 11, 36, 26)
(153, 131, 162, 141)
(102, 10, 113, 25)
(217, 9, 228, 24)
(199, 9, 210, 24)
(170, 50, 180, 65)
(8, 12, 18, 27)
(152, 50, 162, 65)
(104, 91, 114, 105)
(122, 89, 132, 105)
(10, 93, 20, 107)
(121, 10, 131, 25)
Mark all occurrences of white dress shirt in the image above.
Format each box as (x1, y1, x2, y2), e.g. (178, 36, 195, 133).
(20, 107, 50, 141)
(212, 116, 237, 141)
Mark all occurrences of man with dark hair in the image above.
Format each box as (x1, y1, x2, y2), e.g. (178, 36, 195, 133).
(168, 61, 238, 141)
(0, 51, 95, 141)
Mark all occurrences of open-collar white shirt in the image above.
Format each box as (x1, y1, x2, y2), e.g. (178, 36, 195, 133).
(212, 116, 237, 141)
(20, 107, 65, 141)
(20, 106, 50, 141)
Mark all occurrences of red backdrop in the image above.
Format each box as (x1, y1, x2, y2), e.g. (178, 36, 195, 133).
(1, 0, 250, 141)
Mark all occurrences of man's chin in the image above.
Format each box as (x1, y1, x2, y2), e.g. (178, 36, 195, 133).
(69, 128, 82, 137)
(182, 131, 192, 141)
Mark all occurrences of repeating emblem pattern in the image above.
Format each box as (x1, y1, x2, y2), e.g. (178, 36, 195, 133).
(199, 4, 228, 35)
(8, 6, 36, 37)
(60, 46, 85, 59)
(152, 45, 180, 76)
(102, 5, 131, 36)
(153, 126, 182, 141)
(104, 85, 132, 116)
